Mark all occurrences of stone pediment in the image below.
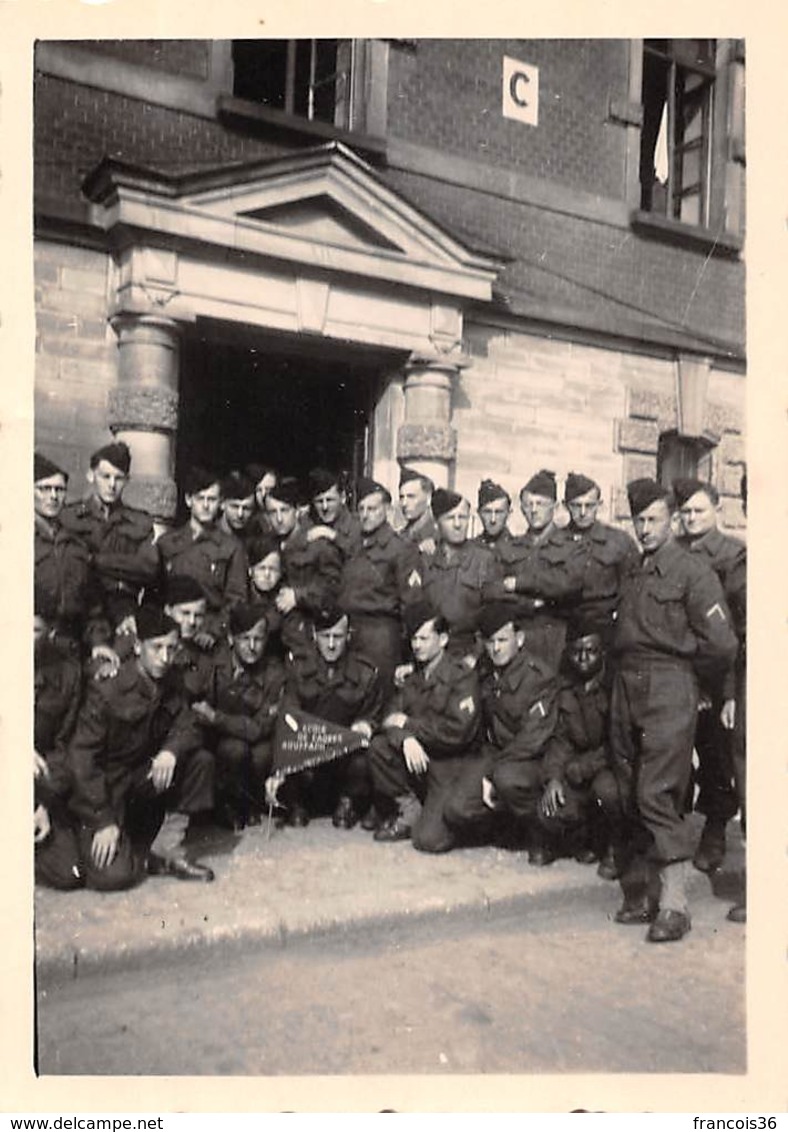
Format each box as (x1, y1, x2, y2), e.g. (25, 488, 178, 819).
(82, 142, 502, 301)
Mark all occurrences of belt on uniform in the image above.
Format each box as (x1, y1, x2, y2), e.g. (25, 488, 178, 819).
(616, 651, 694, 672)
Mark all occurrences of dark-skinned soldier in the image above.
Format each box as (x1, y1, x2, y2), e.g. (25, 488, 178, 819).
(369, 601, 482, 852)
(443, 602, 558, 862)
(673, 477, 747, 876)
(610, 479, 738, 943)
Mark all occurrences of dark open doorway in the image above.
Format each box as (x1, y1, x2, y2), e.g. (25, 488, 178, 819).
(176, 320, 399, 505)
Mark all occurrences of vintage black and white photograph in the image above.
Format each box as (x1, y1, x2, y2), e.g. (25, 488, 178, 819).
(17, 24, 769, 1098)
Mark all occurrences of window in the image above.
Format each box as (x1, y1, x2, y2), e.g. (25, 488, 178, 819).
(232, 40, 356, 130)
(639, 40, 716, 228)
(657, 430, 713, 489)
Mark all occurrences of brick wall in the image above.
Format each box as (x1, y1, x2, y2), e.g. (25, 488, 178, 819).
(34, 240, 118, 497)
(388, 39, 630, 200)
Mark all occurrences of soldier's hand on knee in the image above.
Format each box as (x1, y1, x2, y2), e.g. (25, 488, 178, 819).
(91, 823, 120, 869)
(403, 736, 429, 775)
(33, 804, 51, 844)
(481, 776, 498, 810)
(541, 779, 565, 818)
(149, 750, 177, 793)
(33, 750, 49, 780)
(383, 711, 408, 730)
(720, 698, 736, 730)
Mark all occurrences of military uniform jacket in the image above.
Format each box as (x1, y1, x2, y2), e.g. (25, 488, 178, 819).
(386, 652, 482, 758)
(61, 496, 159, 598)
(613, 540, 738, 685)
(560, 521, 641, 624)
(421, 540, 495, 641)
(338, 521, 423, 618)
(400, 509, 439, 550)
(481, 647, 558, 762)
(678, 528, 746, 694)
(35, 640, 83, 800)
(542, 673, 612, 784)
(68, 660, 203, 831)
(170, 637, 218, 702)
(280, 526, 343, 616)
(197, 647, 285, 745)
(482, 527, 583, 612)
(473, 527, 513, 555)
(158, 522, 248, 613)
(283, 649, 384, 729)
(35, 515, 101, 636)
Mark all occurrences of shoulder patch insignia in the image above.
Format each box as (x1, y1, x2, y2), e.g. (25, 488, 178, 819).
(459, 695, 476, 715)
(529, 700, 547, 717)
(408, 569, 422, 588)
(706, 603, 727, 621)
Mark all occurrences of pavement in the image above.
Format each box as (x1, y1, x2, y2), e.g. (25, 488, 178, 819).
(34, 812, 745, 982)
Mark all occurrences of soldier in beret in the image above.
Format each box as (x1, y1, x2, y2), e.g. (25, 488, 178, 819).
(278, 606, 384, 829)
(190, 603, 285, 831)
(218, 470, 258, 554)
(673, 477, 746, 877)
(397, 467, 439, 555)
(368, 601, 482, 851)
(264, 477, 343, 657)
(609, 479, 738, 943)
(158, 467, 248, 641)
(66, 605, 216, 888)
(34, 452, 102, 652)
(163, 574, 217, 700)
(560, 472, 641, 644)
(538, 621, 624, 877)
(474, 480, 513, 551)
(420, 489, 495, 664)
(304, 468, 362, 559)
(443, 602, 558, 862)
(484, 470, 582, 671)
(338, 476, 423, 695)
(60, 441, 160, 641)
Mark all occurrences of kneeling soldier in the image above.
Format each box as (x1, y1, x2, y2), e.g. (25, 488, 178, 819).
(190, 604, 285, 831)
(369, 601, 482, 852)
(278, 606, 383, 829)
(67, 605, 216, 888)
(538, 623, 624, 877)
(444, 603, 558, 860)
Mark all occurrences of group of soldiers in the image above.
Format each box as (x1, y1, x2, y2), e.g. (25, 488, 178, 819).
(34, 439, 747, 944)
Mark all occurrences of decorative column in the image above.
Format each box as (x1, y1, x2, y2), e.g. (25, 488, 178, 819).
(108, 314, 180, 520)
(396, 353, 466, 488)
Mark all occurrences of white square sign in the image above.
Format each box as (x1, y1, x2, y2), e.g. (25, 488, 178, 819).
(502, 55, 539, 126)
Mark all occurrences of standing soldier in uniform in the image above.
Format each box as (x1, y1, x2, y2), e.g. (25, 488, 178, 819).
(190, 603, 285, 831)
(398, 468, 438, 555)
(245, 463, 278, 538)
(67, 604, 216, 888)
(610, 479, 738, 943)
(217, 470, 258, 555)
(305, 468, 362, 559)
(560, 472, 641, 645)
(158, 467, 248, 641)
(369, 601, 482, 852)
(60, 441, 160, 640)
(421, 489, 495, 665)
(264, 477, 344, 656)
(474, 480, 513, 552)
(484, 470, 581, 671)
(673, 477, 746, 876)
(278, 606, 384, 829)
(443, 603, 558, 861)
(338, 476, 423, 694)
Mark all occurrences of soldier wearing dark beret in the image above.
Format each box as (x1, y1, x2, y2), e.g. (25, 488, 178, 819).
(163, 574, 216, 700)
(608, 479, 738, 942)
(420, 490, 495, 663)
(264, 477, 343, 658)
(218, 470, 257, 550)
(483, 470, 581, 670)
(304, 468, 362, 559)
(66, 605, 216, 888)
(475, 480, 513, 551)
(673, 477, 747, 877)
(443, 603, 558, 859)
(559, 471, 641, 644)
(60, 440, 160, 640)
(277, 605, 384, 829)
(397, 467, 439, 554)
(189, 603, 285, 830)
(368, 601, 482, 851)
(158, 467, 248, 642)
(338, 476, 423, 696)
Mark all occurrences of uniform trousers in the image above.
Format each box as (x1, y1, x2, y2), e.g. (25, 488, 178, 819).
(368, 733, 469, 852)
(693, 696, 739, 824)
(443, 745, 543, 833)
(280, 750, 372, 812)
(348, 613, 402, 698)
(213, 737, 272, 818)
(536, 767, 623, 849)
